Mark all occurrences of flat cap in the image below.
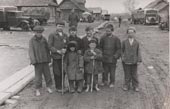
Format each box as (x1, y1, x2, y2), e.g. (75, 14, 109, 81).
(89, 38, 97, 45)
(69, 26, 77, 31)
(56, 20, 65, 26)
(33, 26, 44, 32)
(127, 26, 136, 33)
(105, 24, 114, 31)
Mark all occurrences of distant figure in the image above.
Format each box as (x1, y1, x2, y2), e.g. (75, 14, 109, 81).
(68, 9, 79, 29)
(118, 16, 122, 28)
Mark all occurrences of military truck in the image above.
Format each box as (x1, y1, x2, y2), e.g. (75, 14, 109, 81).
(0, 6, 39, 31)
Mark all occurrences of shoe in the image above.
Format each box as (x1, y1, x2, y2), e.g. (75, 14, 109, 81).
(70, 89, 75, 93)
(122, 86, 128, 91)
(85, 85, 90, 92)
(56, 89, 62, 93)
(134, 87, 139, 92)
(100, 82, 104, 86)
(95, 85, 100, 91)
(47, 87, 53, 94)
(109, 84, 114, 88)
(35, 90, 41, 96)
(77, 88, 82, 93)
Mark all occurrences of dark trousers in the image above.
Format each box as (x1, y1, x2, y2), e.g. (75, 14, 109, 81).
(34, 63, 52, 89)
(53, 59, 63, 90)
(122, 63, 139, 88)
(69, 80, 83, 91)
(103, 63, 116, 84)
(86, 73, 98, 85)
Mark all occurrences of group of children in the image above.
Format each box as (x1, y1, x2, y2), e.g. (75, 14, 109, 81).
(29, 21, 142, 96)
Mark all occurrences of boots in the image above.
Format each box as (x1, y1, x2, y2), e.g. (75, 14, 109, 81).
(95, 84, 100, 91)
(85, 85, 90, 92)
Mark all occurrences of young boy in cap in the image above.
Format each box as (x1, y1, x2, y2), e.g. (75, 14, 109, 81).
(100, 24, 121, 88)
(84, 39, 103, 92)
(29, 26, 53, 96)
(82, 26, 99, 88)
(64, 41, 84, 93)
(48, 21, 68, 92)
(122, 27, 142, 92)
(68, 26, 82, 54)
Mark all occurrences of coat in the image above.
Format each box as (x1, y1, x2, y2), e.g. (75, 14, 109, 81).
(84, 48, 104, 75)
(121, 39, 142, 64)
(48, 31, 68, 59)
(29, 36, 51, 65)
(68, 12, 79, 27)
(64, 52, 84, 80)
(100, 34, 121, 64)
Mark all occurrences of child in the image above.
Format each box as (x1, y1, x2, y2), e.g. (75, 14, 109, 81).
(84, 39, 103, 92)
(122, 27, 142, 92)
(29, 26, 53, 96)
(64, 41, 84, 93)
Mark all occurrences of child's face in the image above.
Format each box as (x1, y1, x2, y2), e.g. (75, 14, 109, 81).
(127, 30, 135, 38)
(69, 30, 77, 36)
(56, 24, 64, 32)
(70, 47, 76, 51)
(35, 32, 42, 38)
(105, 28, 112, 36)
(89, 43, 96, 49)
(86, 30, 93, 37)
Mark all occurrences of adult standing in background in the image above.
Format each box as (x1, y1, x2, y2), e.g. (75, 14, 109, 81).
(118, 16, 122, 28)
(68, 8, 80, 29)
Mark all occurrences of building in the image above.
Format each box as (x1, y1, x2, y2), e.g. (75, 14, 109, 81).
(58, 0, 87, 21)
(102, 10, 108, 15)
(88, 7, 102, 20)
(0, 0, 58, 22)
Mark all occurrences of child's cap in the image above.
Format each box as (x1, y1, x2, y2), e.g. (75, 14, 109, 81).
(69, 26, 77, 31)
(68, 41, 77, 48)
(127, 26, 136, 33)
(56, 20, 65, 26)
(33, 26, 44, 33)
(105, 24, 114, 31)
(89, 38, 97, 45)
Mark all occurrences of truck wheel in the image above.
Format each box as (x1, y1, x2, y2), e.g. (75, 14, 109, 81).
(3, 25, 10, 31)
(21, 23, 29, 31)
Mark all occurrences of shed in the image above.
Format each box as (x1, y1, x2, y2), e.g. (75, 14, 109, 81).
(88, 7, 102, 20)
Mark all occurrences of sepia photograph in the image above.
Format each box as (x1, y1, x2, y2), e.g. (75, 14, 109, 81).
(0, 0, 169, 109)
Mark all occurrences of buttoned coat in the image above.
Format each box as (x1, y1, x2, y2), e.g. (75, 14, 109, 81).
(29, 36, 51, 65)
(84, 48, 104, 75)
(100, 34, 121, 64)
(121, 39, 142, 64)
(48, 31, 68, 59)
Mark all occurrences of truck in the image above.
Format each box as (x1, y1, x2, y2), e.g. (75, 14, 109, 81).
(0, 6, 39, 31)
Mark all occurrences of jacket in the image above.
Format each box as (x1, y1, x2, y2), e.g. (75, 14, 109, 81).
(29, 36, 51, 65)
(121, 39, 142, 64)
(100, 34, 121, 64)
(68, 12, 79, 27)
(84, 48, 104, 75)
(64, 52, 84, 80)
(48, 31, 68, 59)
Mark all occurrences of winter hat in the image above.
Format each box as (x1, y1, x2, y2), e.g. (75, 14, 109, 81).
(69, 26, 77, 31)
(88, 38, 97, 45)
(33, 26, 44, 33)
(105, 24, 114, 31)
(68, 41, 77, 48)
(85, 26, 93, 32)
(127, 26, 136, 33)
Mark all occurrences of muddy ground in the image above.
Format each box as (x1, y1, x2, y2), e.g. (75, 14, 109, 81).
(0, 21, 169, 109)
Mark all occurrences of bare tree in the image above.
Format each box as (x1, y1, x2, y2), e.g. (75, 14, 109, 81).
(123, 0, 138, 14)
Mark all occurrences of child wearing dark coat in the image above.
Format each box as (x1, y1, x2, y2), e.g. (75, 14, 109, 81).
(64, 41, 84, 93)
(29, 26, 53, 96)
(84, 39, 103, 92)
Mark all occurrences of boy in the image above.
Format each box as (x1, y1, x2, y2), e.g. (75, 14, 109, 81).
(64, 41, 84, 93)
(122, 27, 142, 92)
(29, 26, 53, 96)
(100, 24, 121, 88)
(48, 21, 68, 92)
(84, 39, 103, 92)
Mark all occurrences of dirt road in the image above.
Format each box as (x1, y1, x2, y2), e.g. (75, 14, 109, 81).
(0, 22, 169, 109)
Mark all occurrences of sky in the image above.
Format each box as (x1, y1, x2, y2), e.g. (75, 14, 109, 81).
(57, 0, 168, 13)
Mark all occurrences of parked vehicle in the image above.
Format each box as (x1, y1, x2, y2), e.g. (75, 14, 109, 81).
(131, 8, 160, 25)
(0, 6, 39, 31)
(103, 14, 110, 21)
